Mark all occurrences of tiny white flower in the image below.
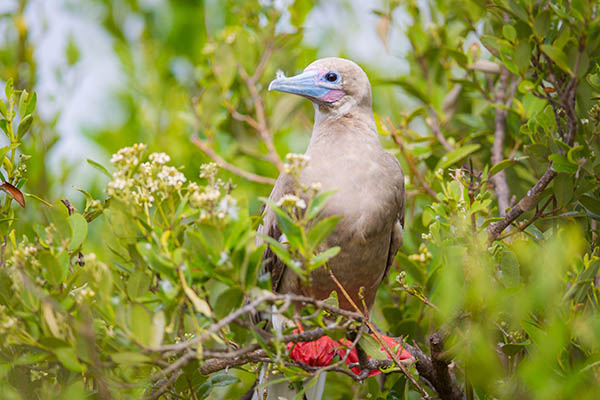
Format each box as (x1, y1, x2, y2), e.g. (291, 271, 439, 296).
(149, 152, 171, 164)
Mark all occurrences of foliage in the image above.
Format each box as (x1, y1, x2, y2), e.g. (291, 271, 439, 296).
(1, 0, 600, 399)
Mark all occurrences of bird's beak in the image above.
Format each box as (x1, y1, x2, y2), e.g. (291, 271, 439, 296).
(268, 69, 343, 103)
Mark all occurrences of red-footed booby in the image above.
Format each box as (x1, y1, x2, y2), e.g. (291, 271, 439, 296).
(253, 57, 405, 400)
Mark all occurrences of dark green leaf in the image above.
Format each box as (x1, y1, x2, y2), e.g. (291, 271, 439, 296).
(540, 44, 573, 76)
(549, 154, 577, 174)
(127, 271, 151, 300)
(553, 173, 573, 207)
(307, 216, 340, 251)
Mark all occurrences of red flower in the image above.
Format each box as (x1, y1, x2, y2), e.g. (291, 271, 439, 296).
(288, 332, 413, 376)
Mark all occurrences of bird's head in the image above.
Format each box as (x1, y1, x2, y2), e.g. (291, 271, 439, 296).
(269, 57, 372, 118)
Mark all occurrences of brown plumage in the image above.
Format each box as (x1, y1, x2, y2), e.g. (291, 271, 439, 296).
(260, 57, 405, 312)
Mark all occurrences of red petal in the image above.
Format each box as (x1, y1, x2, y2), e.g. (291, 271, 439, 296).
(288, 332, 413, 376)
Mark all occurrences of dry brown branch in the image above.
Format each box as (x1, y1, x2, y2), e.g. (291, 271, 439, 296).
(192, 138, 276, 185)
(490, 67, 512, 216)
(405, 332, 464, 400)
(238, 54, 284, 172)
(426, 107, 454, 152)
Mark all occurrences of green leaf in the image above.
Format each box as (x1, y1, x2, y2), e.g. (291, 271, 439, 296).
(514, 41, 531, 75)
(197, 373, 240, 399)
(307, 190, 336, 220)
(518, 80, 535, 93)
(67, 213, 88, 251)
(260, 197, 305, 251)
(563, 260, 600, 303)
(553, 173, 573, 207)
(358, 334, 388, 360)
(258, 234, 303, 276)
(506, 0, 528, 22)
(0, 143, 20, 163)
(136, 242, 174, 278)
(16, 114, 33, 138)
(18, 90, 28, 117)
(310, 246, 341, 269)
(39, 251, 68, 286)
(127, 270, 151, 300)
(0, 100, 7, 118)
(500, 250, 520, 288)
(25, 91, 36, 116)
(213, 288, 243, 319)
(533, 11, 551, 39)
(489, 159, 516, 178)
(24, 192, 52, 207)
(540, 44, 573, 76)
(502, 25, 517, 42)
(86, 158, 112, 178)
(580, 196, 600, 216)
(0, 119, 9, 135)
(54, 347, 83, 373)
(307, 216, 341, 251)
(549, 154, 577, 174)
(436, 144, 481, 170)
(129, 304, 152, 346)
(500, 340, 531, 356)
(5, 78, 14, 100)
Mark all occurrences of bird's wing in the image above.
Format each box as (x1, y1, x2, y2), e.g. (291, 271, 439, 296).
(257, 173, 296, 293)
(383, 154, 406, 280)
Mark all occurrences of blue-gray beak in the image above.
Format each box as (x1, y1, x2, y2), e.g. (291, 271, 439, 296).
(268, 69, 331, 100)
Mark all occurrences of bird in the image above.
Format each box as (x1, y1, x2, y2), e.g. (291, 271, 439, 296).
(252, 57, 405, 400)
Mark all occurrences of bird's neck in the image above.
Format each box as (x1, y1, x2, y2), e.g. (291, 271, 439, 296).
(310, 103, 378, 144)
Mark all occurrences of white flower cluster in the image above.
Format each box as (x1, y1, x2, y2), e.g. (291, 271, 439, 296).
(284, 153, 310, 176)
(190, 162, 238, 222)
(107, 144, 187, 207)
(0, 305, 18, 336)
(70, 283, 96, 304)
(276, 194, 306, 210)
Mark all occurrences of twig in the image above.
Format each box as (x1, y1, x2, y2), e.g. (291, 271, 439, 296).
(490, 67, 512, 216)
(488, 164, 556, 242)
(327, 267, 431, 398)
(191, 137, 276, 185)
(426, 108, 454, 152)
(238, 60, 284, 172)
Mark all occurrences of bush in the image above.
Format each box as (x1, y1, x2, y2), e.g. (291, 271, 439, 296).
(0, 1, 599, 399)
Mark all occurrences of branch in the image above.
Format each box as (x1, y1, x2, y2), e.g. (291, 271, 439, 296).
(238, 60, 284, 172)
(191, 137, 276, 185)
(405, 332, 464, 400)
(490, 67, 513, 216)
(488, 164, 556, 242)
(426, 108, 454, 152)
(488, 40, 583, 242)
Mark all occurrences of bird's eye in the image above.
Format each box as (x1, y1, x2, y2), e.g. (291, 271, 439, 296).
(325, 72, 338, 82)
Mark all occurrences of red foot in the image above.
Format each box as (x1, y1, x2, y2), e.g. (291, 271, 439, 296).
(288, 333, 413, 376)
